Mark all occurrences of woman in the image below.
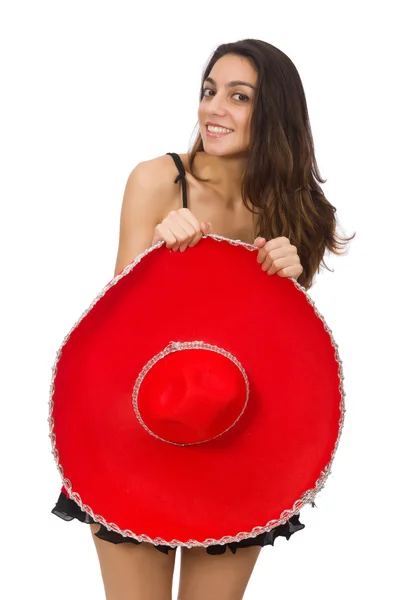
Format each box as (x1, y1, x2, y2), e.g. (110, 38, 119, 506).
(52, 38, 354, 599)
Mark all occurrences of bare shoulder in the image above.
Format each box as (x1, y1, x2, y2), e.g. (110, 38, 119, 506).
(134, 153, 175, 179)
(135, 152, 191, 184)
(113, 153, 182, 277)
(138, 151, 200, 179)
(127, 153, 184, 214)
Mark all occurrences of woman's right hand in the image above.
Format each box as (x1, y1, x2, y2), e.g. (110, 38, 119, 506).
(151, 208, 212, 252)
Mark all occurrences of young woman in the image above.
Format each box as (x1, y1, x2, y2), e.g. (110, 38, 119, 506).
(52, 38, 354, 600)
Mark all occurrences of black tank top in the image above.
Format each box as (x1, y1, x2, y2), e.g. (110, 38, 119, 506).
(166, 152, 188, 209)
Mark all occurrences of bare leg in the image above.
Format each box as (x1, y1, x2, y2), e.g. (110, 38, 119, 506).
(89, 523, 177, 600)
(178, 545, 262, 600)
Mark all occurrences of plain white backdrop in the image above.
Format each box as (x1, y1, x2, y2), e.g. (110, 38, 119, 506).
(1, 1, 396, 598)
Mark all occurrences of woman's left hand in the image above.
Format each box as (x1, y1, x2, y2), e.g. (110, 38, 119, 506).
(253, 236, 303, 279)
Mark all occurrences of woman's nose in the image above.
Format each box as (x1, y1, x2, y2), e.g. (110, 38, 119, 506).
(208, 93, 227, 114)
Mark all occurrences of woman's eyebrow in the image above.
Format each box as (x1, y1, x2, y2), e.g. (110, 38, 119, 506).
(204, 76, 256, 90)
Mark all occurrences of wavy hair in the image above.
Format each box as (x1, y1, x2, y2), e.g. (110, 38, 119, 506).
(188, 39, 355, 290)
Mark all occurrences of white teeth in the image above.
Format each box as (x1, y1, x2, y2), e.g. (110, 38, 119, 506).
(207, 125, 233, 133)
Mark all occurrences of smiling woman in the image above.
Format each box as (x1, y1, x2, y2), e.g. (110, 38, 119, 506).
(191, 42, 355, 290)
(198, 61, 257, 152)
(51, 37, 354, 600)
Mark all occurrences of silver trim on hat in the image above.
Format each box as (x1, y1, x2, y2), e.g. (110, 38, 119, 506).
(133, 340, 250, 445)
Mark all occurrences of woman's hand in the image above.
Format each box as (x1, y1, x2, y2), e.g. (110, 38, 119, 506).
(152, 208, 211, 252)
(253, 236, 303, 279)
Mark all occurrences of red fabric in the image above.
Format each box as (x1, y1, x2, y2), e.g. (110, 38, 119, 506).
(138, 348, 247, 444)
(52, 237, 342, 543)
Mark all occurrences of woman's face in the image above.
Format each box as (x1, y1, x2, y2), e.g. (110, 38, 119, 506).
(198, 53, 257, 157)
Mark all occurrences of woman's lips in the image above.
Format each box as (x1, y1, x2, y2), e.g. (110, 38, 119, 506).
(205, 126, 233, 138)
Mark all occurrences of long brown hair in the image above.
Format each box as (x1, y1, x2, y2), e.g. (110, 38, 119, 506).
(188, 39, 355, 290)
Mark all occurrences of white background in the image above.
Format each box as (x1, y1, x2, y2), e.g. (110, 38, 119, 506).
(1, 1, 396, 598)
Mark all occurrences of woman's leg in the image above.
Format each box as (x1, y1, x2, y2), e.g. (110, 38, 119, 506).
(89, 523, 177, 600)
(177, 545, 262, 600)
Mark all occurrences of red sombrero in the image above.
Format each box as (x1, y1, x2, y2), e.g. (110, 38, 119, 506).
(49, 235, 345, 549)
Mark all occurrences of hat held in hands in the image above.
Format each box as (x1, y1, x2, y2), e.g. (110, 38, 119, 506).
(49, 235, 345, 549)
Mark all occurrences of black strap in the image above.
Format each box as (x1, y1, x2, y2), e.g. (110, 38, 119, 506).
(166, 152, 188, 209)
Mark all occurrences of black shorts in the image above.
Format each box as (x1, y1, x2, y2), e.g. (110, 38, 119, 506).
(52, 491, 306, 555)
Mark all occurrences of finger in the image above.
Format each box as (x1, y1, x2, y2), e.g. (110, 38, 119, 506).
(254, 237, 266, 248)
(257, 248, 266, 264)
(175, 208, 202, 250)
(170, 213, 199, 251)
(260, 247, 275, 269)
(186, 221, 211, 249)
(174, 221, 202, 252)
(259, 239, 282, 258)
(201, 221, 212, 234)
(172, 212, 197, 237)
(263, 236, 291, 251)
(186, 230, 202, 249)
(256, 243, 270, 264)
(266, 255, 299, 275)
(277, 265, 303, 279)
(162, 216, 194, 251)
(258, 237, 290, 263)
(261, 246, 292, 269)
(177, 208, 202, 232)
(153, 223, 178, 249)
(176, 209, 209, 250)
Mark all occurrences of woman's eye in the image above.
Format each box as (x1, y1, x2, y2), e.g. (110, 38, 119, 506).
(202, 88, 249, 102)
(232, 93, 249, 102)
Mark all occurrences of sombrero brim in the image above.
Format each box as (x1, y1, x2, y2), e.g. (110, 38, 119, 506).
(49, 235, 345, 548)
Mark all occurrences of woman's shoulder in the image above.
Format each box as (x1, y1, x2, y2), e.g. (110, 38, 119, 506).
(135, 152, 188, 180)
(138, 152, 204, 177)
(126, 153, 188, 216)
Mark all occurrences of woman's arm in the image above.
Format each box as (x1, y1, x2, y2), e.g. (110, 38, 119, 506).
(113, 159, 173, 278)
